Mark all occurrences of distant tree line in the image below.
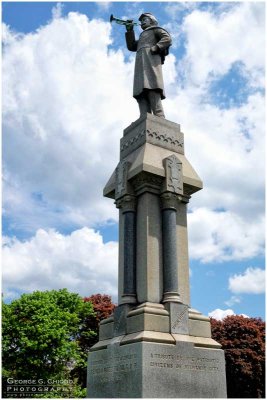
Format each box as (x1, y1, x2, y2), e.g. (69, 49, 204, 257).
(2, 289, 265, 398)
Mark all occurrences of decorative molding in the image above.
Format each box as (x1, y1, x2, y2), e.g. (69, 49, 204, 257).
(120, 128, 184, 158)
(131, 172, 163, 193)
(121, 294, 137, 304)
(160, 192, 181, 210)
(120, 129, 146, 154)
(162, 291, 181, 303)
(180, 192, 191, 203)
(115, 194, 136, 213)
(183, 185, 195, 197)
(146, 129, 183, 149)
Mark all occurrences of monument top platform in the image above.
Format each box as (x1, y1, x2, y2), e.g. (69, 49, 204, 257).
(121, 113, 184, 159)
(103, 113, 203, 199)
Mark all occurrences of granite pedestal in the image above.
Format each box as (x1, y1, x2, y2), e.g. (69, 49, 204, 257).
(88, 338, 226, 398)
(87, 114, 227, 398)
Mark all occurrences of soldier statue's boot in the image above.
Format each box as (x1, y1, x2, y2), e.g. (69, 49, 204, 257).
(147, 90, 165, 118)
(137, 96, 151, 116)
(137, 90, 165, 118)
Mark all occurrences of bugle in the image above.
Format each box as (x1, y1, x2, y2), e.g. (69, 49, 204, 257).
(110, 14, 140, 27)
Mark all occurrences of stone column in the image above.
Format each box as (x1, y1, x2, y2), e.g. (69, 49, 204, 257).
(136, 191, 163, 303)
(161, 192, 181, 303)
(176, 199, 191, 306)
(116, 195, 137, 304)
(161, 154, 184, 303)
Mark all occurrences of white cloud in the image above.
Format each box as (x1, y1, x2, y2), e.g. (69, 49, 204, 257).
(167, 92, 265, 219)
(229, 267, 265, 294)
(96, 2, 112, 12)
(208, 308, 235, 320)
(2, 12, 137, 233)
(2, 3, 265, 268)
(165, 2, 197, 16)
(163, 7, 265, 268)
(52, 3, 64, 20)
(181, 2, 265, 86)
(2, 228, 118, 300)
(188, 208, 265, 263)
(208, 308, 249, 320)
(224, 295, 241, 307)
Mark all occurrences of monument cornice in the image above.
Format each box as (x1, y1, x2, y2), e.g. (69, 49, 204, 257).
(131, 171, 164, 195)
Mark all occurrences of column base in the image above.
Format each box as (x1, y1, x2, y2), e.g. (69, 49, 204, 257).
(121, 294, 137, 304)
(162, 291, 181, 303)
(98, 304, 214, 342)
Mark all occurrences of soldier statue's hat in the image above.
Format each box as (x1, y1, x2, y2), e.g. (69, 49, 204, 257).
(138, 13, 158, 25)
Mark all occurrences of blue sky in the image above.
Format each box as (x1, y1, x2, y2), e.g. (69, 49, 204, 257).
(2, 1, 265, 320)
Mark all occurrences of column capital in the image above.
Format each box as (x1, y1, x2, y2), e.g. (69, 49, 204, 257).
(161, 192, 180, 210)
(116, 194, 136, 213)
(161, 192, 190, 210)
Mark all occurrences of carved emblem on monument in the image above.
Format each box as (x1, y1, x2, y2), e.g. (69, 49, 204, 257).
(163, 154, 183, 194)
(115, 160, 130, 199)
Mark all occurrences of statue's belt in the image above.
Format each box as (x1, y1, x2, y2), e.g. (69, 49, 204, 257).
(137, 45, 157, 52)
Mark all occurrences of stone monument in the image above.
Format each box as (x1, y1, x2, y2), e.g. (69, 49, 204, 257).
(87, 12, 227, 398)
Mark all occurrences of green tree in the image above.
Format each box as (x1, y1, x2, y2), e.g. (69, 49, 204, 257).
(2, 289, 96, 398)
(211, 315, 265, 398)
(71, 294, 116, 388)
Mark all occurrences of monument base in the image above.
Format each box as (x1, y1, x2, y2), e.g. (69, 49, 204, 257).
(87, 336, 227, 398)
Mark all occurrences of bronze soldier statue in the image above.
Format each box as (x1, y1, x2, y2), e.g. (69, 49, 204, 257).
(125, 13, 172, 118)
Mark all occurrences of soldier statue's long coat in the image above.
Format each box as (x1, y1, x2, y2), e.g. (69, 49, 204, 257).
(125, 26, 172, 100)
